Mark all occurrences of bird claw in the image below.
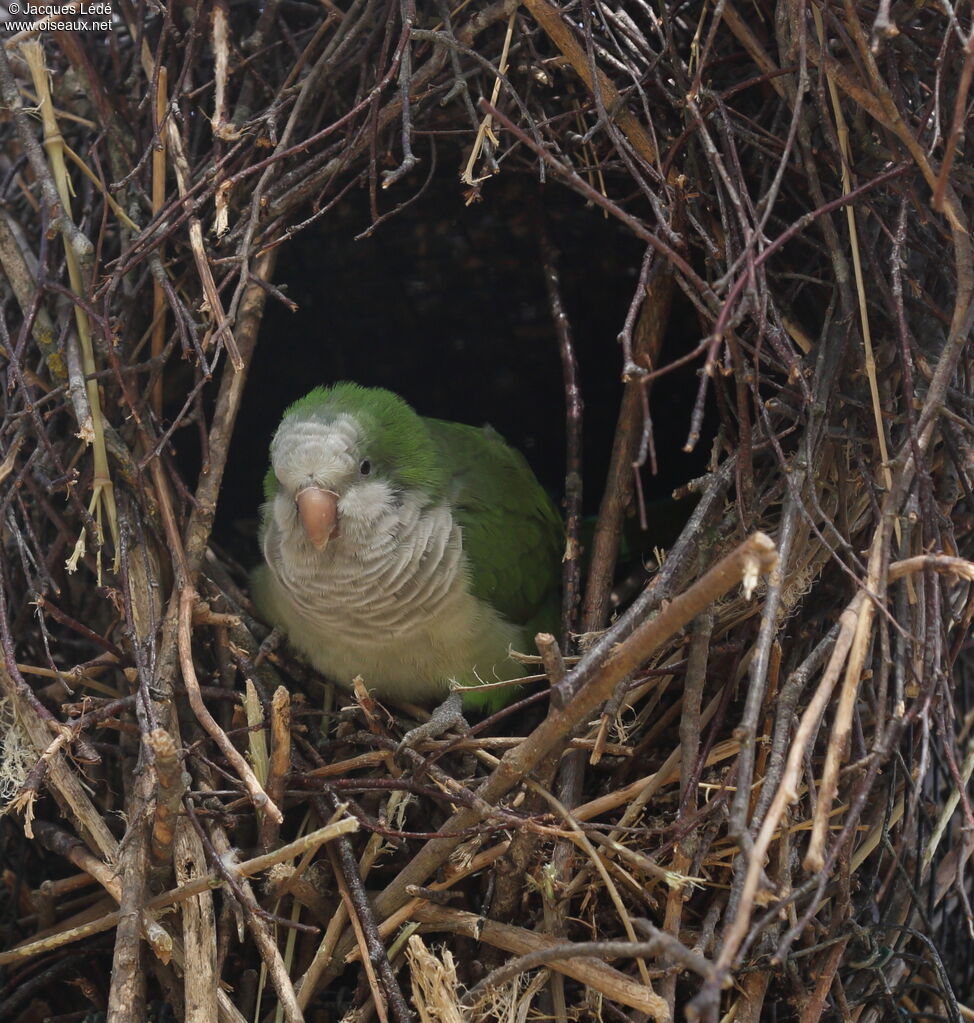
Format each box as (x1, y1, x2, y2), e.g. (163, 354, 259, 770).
(255, 626, 284, 667)
(395, 692, 468, 762)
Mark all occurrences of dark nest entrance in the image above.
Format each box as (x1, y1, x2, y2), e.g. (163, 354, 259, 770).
(220, 173, 709, 548)
(0, 4, 972, 1023)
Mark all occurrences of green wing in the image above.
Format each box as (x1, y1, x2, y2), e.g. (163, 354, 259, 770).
(425, 418, 564, 633)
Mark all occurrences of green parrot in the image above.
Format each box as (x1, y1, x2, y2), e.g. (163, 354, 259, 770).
(251, 383, 564, 725)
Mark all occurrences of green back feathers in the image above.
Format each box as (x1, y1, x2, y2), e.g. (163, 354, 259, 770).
(425, 417, 563, 714)
(425, 418, 564, 630)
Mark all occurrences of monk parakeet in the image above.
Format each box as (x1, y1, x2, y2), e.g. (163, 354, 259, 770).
(251, 383, 563, 723)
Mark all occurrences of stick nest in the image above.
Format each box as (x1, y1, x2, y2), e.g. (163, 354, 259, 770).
(0, 3, 972, 1023)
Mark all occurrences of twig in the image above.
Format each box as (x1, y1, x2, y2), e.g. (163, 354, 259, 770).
(318, 790, 412, 1023)
(106, 775, 151, 1023)
(382, 0, 420, 188)
(147, 727, 186, 879)
(178, 584, 282, 824)
(581, 259, 672, 633)
(260, 686, 292, 851)
(318, 533, 776, 988)
(538, 220, 583, 644)
(695, 593, 863, 1011)
(414, 903, 669, 1019)
(195, 811, 305, 1023)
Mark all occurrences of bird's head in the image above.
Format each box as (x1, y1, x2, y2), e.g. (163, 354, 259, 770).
(262, 383, 447, 553)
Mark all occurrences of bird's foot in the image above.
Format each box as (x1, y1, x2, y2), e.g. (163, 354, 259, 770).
(254, 626, 285, 667)
(396, 691, 468, 761)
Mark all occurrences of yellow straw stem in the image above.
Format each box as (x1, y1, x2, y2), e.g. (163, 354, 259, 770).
(22, 40, 120, 576)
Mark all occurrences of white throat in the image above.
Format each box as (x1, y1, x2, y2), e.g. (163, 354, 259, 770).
(263, 489, 465, 640)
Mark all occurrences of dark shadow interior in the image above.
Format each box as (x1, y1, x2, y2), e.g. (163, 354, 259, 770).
(215, 172, 714, 563)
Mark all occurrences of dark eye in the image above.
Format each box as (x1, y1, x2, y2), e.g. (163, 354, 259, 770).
(359, 459, 372, 476)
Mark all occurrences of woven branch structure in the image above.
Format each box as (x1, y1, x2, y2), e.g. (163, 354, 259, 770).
(0, 3, 972, 1022)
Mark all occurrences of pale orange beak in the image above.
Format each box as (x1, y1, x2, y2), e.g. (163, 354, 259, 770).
(296, 486, 339, 551)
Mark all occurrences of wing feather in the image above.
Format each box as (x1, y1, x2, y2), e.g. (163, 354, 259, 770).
(424, 418, 563, 630)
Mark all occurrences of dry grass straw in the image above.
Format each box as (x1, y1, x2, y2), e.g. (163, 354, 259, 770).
(21, 40, 119, 578)
(0, 5, 972, 1023)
